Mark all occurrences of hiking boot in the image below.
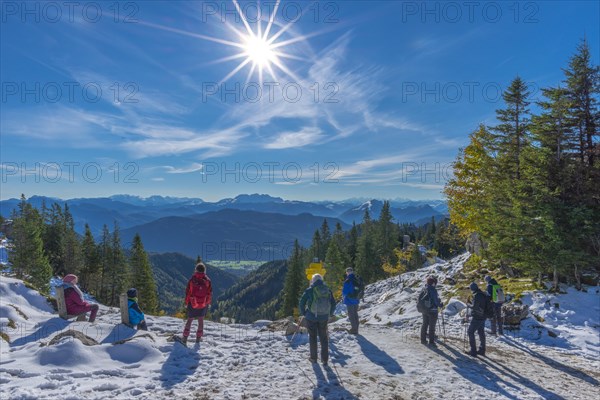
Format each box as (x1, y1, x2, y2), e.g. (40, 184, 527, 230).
(322, 360, 328, 367)
(309, 358, 318, 363)
(195, 337, 203, 343)
(477, 349, 485, 356)
(428, 342, 438, 348)
(421, 340, 428, 345)
(467, 350, 478, 357)
(347, 329, 358, 335)
(181, 337, 188, 345)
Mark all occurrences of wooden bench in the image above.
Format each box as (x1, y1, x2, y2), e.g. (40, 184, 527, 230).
(55, 286, 87, 321)
(119, 293, 133, 327)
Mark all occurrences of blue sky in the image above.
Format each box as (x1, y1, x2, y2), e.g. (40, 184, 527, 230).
(1, 0, 598, 201)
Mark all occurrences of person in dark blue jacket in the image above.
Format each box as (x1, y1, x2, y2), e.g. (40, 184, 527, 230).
(419, 276, 443, 347)
(485, 275, 504, 335)
(342, 268, 361, 335)
(467, 282, 487, 357)
(127, 288, 148, 331)
(299, 274, 336, 366)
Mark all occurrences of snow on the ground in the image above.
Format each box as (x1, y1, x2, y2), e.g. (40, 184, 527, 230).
(1, 254, 599, 400)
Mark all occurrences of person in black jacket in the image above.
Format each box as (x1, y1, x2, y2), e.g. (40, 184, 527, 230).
(467, 282, 487, 357)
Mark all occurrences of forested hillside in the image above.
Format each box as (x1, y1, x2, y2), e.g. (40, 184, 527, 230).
(211, 260, 288, 323)
(149, 252, 238, 314)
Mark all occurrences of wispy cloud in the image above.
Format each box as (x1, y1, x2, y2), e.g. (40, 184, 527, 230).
(264, 127, 323, 149)
(161, 162, 204, 174)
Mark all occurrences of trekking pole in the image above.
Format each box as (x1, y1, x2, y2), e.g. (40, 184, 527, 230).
(463, 305, 469, 352)
(441, 308, 447, 342)
(327, 329, 345, 388)
(285, 316, 316, 389)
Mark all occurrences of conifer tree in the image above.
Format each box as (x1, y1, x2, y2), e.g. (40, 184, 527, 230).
(9, 195, 52, 294)
(280, 240, 306, 317)
(129, 233, 159, 313)
(80, 224, 99, 294)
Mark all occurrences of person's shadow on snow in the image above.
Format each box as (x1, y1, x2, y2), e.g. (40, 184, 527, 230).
(159, 341, 200, 389)
(311, 362, 358, 399)
(503, 336, 599, 386)
(436, 341, 565, 400)
(11, 317, 71, 347)
(329, 341, 350, 366)
(356, 336, 404, 375)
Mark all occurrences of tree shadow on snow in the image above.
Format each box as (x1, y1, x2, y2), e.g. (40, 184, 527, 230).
(311, 362, 358, 399)
(159, 342, 200, 389)
(503, 336, 599, 386)
(11, 317, 71, 347)
(356, 336, 404, 375)
(436, 341, 565, 400)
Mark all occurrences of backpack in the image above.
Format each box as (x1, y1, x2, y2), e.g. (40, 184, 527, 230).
(492, 284, 505, 303)
(417, 287, 432, 313)
(347, 275, 365, 299)
(189, 275, 210, 309)
(309, 284, 332, 316)
(484, 294, 495, 319)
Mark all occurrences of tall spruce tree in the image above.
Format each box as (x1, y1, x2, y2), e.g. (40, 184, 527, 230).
(80, 224, 99, 294)
(9, 195, 52, 293)
(280, 240, 306, 317)
(129, 234, 159, 313)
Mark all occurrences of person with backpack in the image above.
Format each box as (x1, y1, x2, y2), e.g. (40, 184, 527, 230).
(467, 282, 491, 357)
(485, 275, 504, 335)
(299, 274, 336, 366)
(417, 276, 442, 347)
(342, 267, 363, 335)
(126, 288, 148, 331)
(62, 274, 98, 322)
(182, 262, 212, 345)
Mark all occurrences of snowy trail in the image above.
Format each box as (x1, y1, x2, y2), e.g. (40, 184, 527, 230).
(2, 312, 598, 400)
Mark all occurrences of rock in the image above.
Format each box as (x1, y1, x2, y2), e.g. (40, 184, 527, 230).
(465, 232, 486, 256)
(444, 299, 466, 317)
(263, 318, 306, 336)
(48, 330, 99, 346)
(502, 303, 529, 326)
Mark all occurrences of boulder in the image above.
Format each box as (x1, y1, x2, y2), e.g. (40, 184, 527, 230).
(502, 303, 529, 326)
(263, 317, 307, 336)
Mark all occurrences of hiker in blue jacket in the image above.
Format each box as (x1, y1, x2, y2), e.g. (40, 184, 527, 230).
(127, 288, 148, 331)
(485, 275, 504, 335)
(342, 268, 361, 335)
(419, 276, 443, 347)
(299, 274, 336, 366)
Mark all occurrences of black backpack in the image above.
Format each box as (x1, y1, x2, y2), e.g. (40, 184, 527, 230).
(417, 287, 432, 313)
(484, 294, 495, 319)
(347, 275, 365, 299)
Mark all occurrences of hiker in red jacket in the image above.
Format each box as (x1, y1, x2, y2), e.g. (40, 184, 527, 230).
(182, 262, 212, 345)
(62, 274, 99, 322)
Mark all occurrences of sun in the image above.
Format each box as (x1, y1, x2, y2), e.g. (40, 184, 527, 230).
(243, 34, 277, 68)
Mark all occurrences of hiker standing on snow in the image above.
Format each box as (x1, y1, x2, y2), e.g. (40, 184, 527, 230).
(342, 267, 362, 335)
(182, 262, 212, 345)
(485, 275, 504, 335)
(62, 274, 98, 322)
(127, 288, 148, 331)
(467, 282, 487, 357)
(299, 274, 336, 366)
(418, 276, 442, 347)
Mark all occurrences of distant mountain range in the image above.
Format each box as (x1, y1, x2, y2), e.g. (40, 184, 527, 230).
(0, 194, 447, 260)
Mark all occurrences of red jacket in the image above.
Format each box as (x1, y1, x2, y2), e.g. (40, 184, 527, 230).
(185, 272, 212, 307)
(64, 287, 91, 315)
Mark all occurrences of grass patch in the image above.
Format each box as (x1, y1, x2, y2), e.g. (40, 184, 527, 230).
(0, 332, 9, 343)
(7, 319, 16, 329)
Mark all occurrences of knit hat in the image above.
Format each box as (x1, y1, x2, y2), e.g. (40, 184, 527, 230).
(345, 268, 353, 274)
(63, 274, 78, 285)
(127, 288, 137, 298)
(469, 282, 479, 292)
(484, 275, 492, 282)
(311, 274, 323, 285)
(427, 276, 436, 285)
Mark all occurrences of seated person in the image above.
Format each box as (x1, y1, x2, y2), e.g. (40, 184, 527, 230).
(127, 288, 148, 330)
(62, 274, 98, 322)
